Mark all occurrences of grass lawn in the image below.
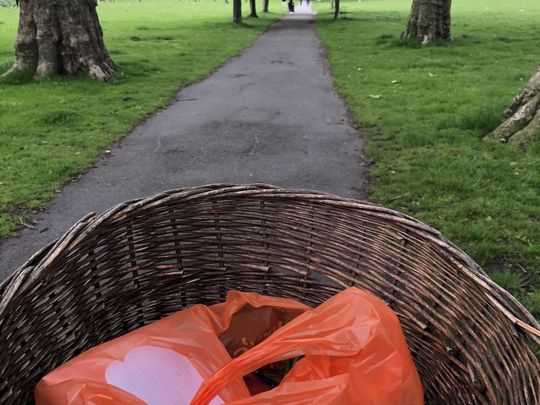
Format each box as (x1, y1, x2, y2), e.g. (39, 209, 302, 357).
(0, 0, 279, 236)
(315, 0, 540, 317)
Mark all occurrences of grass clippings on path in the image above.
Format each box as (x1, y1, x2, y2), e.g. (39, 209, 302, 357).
(315, 0, 540, 317)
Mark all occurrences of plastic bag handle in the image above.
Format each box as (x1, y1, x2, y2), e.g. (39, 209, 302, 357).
(191, 339, 304, 405)
(191, 287, 421, 405)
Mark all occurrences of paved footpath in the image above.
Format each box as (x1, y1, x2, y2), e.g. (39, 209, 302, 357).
(0, 9, 368, 280)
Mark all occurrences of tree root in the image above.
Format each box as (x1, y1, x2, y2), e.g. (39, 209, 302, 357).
(485, 65, 540, 150)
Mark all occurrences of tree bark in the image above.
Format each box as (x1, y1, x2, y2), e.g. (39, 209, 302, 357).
(485, 64, 540, 149)
(333, 0, 340, 19)
(233, 0, 242, 23)
(402, 0, 451, 44)
(249, 0, 258, 17)
(3, 0, 115, 81)
(263, 0, 269, 13)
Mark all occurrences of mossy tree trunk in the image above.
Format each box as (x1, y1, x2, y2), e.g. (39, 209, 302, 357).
(402, 0, 451, 44)
(3, 0, 116, 81)
(233, 0, 242, 23)
(485, 64, 540, 149)
(249, 0, 258, 17)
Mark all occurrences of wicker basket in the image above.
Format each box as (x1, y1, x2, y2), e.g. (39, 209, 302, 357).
(0, 184, 538, 404)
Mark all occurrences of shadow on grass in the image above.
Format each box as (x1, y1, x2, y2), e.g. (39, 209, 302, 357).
(495, 36, 522, 43)
(38, 109, 83, 125)
(436, 102, 506, 136)
(374, 33, 484, 48)
(316, 10, 403, 28)
(456, 104, 506, 134)
(0, 61, 36, 85)
(115, 60, 161, 78)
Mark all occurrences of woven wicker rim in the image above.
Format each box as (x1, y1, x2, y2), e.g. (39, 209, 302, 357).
(2, 184, 538, 336)
(0, 184, 539, 404)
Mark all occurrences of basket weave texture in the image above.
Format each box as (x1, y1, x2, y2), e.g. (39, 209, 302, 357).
(0, 184, 539, 404)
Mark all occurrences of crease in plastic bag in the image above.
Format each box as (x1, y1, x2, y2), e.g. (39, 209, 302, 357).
(35, 291, 309, 405)
(35, 288, 423, 405)
(193, 287, 424, 405)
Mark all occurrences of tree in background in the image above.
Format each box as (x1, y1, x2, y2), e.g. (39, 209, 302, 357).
(402, 0, 451, 44)
(263, 0, 269, 13)
(3, 0, 116, 81)
(485, 65, 540, 148)
(334, 0, 340, 20)
(233, 0, 241, 23)
(250, 0, 257, 17)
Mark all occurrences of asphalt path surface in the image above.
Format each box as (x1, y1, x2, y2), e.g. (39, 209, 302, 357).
(0, 9, 368, 280)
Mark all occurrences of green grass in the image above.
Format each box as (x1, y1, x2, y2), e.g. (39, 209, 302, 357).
(315, 0, 540, 317)
(0, 0, 279, 235)
(2, 0, 539, 319)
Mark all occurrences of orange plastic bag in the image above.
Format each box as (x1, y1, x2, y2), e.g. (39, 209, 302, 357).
(35, 291, 309, 405)
(192, 287, 424, 404)
(35, 288, 423, 405)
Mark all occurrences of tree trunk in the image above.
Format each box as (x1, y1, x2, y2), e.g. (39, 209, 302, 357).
(263, 0, 269, 13)
(485, 64, 540, 149)
(402, 0, 451, 44)
(333, 0, 340, 19)
(3, 0, 115, 81)
(249, 0, 258, 17)
(233, 0, 242, 23)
